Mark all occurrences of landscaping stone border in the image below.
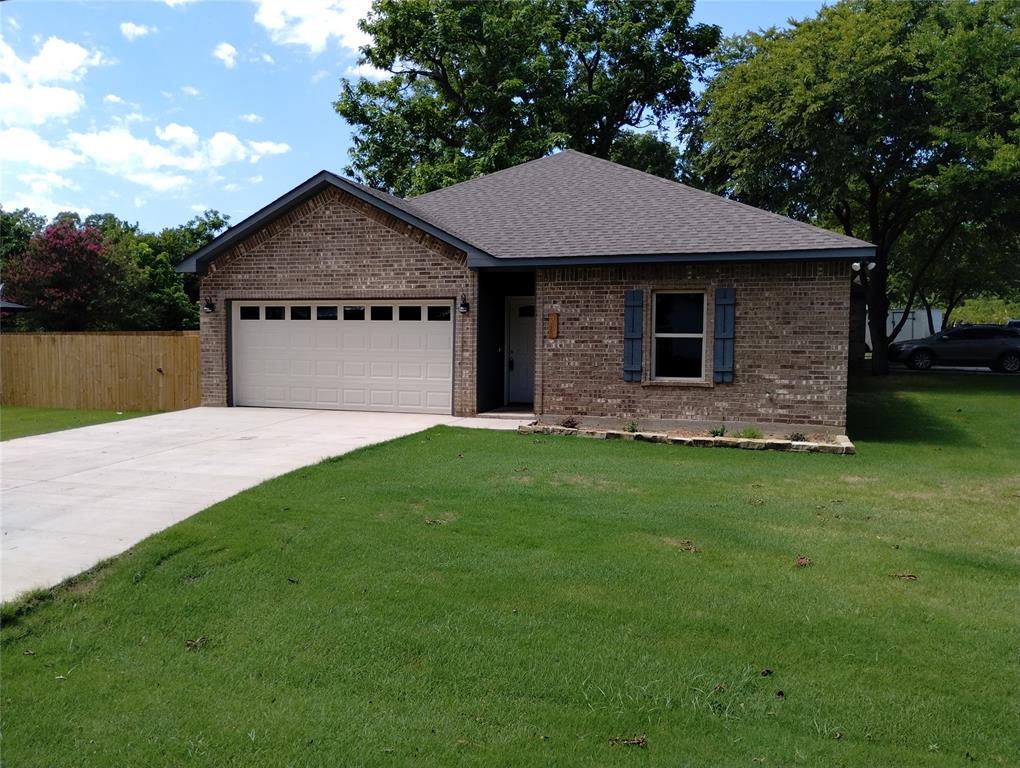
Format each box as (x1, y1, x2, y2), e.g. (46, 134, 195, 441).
(518, 424, 856, 455)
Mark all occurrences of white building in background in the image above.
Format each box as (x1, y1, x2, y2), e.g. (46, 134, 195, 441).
(866, 307, 944, 348)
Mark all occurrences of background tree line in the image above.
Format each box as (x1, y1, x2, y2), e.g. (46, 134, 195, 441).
(0, 207, 227, 332)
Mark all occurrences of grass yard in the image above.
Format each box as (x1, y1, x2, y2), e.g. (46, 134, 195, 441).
(2, 375, 1018, 766)
(0, 406, 154, 441)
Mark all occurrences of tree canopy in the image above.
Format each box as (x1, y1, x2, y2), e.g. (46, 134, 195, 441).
(0, 208, 228, 332)
(335, 0, 719, 195)
(686, 0, 1020, 371)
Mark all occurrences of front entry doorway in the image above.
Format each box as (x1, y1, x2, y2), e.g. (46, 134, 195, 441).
(505, 296, 536, 405)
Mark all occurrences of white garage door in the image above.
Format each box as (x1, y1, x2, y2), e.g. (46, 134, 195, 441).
(231, 300, 454, 414)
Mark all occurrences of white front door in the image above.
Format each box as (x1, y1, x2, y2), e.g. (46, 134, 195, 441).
(506, 296, 536, 404)
(231, 300, 454, 414)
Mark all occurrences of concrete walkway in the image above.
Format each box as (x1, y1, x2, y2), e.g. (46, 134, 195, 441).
(1, 408, 530, 601)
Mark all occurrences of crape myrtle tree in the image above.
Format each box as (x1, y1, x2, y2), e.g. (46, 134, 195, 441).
(686, 0, 1020, 373)
(334, 0, 720, 196)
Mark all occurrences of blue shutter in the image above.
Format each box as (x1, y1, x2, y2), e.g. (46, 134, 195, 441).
(713, 287, 735, 383)
(623, 289, 643, 382)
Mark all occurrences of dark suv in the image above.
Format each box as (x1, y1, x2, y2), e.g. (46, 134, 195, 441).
(888, 325, 1020, 373)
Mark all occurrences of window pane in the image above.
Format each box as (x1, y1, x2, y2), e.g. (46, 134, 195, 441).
(655, 337, 703, 378)
(343, 305, 365, 320)
(316, 306, 338, 320)
(427, 305, 451, 321)
(399, 305, 422, 321)
(265, 306, 285, 320)
(291, 305, 311, 320)
(370, 305, 393, 321)
(239, 306, 259, 320)
(655, 294, 704, 334)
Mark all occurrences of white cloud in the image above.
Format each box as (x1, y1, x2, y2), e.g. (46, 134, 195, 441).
(7, 17, 20, 31)
(123, 112, 146, 123)
(207, 131, 248, 165)
(253, 0, 372, 55)
(17, 171, 78, 195)
(103, 93, 124, 104)
(181, 85, 200, 97)
(120, 22, 155, 41)
(239, 112, 263, 123)
(0, 82, 83, 125)
(260, 52, 274, 64)
(213, 42, 237, 69)
(310, 69, 330, 83)
(190, 203, 209, 212)
(0, 127, 82, 170)
(3, 189, 91, 219)
(248, 174, 264, 184)
(164, 0, 197, 6)
(223, 183, 242, 192)
(247, 140, 290, 162)
(344, 61, 385, 81)
(1, 35, 104, 84)
(0, 35, 104, 126)
(156, 122, 199, 147)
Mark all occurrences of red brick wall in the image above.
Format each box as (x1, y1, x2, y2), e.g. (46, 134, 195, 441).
(199, 187, 477, 415)
(535, 261, 851, 429)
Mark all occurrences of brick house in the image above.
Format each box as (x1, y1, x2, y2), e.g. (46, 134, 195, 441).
(177, 151, 874, 432)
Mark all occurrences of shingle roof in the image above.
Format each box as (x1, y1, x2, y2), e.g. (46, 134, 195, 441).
(406, 150, 873, 262)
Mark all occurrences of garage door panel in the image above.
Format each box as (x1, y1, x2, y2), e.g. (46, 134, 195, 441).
(233, 300, 453, 414)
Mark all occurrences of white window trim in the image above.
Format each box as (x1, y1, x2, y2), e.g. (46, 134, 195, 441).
(651, 291, 707, 382)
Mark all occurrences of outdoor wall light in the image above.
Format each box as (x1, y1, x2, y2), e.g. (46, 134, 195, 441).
(851, 261, 877, 272)
(457, 295, 470, 314)
(203, 298, 216, 313)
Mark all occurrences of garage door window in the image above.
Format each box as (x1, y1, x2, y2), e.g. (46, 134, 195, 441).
(291, 306, 311, 320)
(428, 306, 451, 321)
(399, 306, 422, 321)
(371, 306, 394, 321)
(316, 306, 338, 320)
(239, 306, 260, 320)
(343, 306, 365, 320)
(265, 306, 285, 320)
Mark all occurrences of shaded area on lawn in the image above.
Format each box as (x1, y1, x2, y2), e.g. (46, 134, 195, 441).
(0, 406, 154, 441)
(2, 374, 1018, 767)
(846, 372, 1017, 446)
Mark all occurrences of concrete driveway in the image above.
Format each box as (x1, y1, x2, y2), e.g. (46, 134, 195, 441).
(1, 408, 530, 601)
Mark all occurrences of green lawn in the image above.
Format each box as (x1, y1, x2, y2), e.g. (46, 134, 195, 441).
(0, 406, 154, 441)
(2, 376, 1018, 766)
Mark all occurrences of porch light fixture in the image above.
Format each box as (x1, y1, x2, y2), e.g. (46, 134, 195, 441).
(203, 298, 216, 313)
(457, 295, 470, 314)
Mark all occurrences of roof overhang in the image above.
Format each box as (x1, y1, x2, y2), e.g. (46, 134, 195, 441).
(468, 245, 877, 270)
(175, 170, 492, 274)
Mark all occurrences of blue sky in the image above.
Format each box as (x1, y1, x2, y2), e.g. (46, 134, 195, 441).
(0, 0, 824, 232)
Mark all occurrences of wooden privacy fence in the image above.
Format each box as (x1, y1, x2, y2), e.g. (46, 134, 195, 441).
(0, 332, 200, 411)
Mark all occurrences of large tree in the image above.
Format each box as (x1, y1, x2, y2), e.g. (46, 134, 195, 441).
(335, 0, 719, 196)
(686, 0, 1020, 373)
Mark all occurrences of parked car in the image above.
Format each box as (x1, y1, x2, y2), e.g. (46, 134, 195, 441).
(888, 325, 1020, 373)
(1007, 319, 1020, 329)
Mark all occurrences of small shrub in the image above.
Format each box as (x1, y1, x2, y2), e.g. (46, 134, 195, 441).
(624, 421, 639, 433)
(787, 431, 807, 442)
(709, 425, 726, 437)
(736, 426, 763, 439)
(559, 416, 580, 429)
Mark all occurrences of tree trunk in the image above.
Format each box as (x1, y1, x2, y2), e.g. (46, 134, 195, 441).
(867, 259, 890, 375)
(921, 294, 935, 335)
